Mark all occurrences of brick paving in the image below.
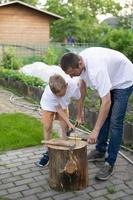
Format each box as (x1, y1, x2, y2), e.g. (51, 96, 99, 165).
(0, 86, 133, 200)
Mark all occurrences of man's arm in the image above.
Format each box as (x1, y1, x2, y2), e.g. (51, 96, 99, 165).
(88, 92, 111, 144)
(76, 80, 86, 124)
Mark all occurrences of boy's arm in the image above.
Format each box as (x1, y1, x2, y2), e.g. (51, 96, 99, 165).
(55, 105, 75, 130)
(76, 80, 86, 125)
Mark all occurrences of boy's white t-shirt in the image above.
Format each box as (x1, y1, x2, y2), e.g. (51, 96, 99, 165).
(40, 78, 81, 112)
(79, 47, 133, 97)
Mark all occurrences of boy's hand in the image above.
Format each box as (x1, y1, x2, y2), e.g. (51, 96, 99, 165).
(66, 123, 75, 136)
(68, 123, 75, 132)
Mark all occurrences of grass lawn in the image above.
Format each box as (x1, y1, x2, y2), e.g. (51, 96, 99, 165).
(0, 112, 58, 152)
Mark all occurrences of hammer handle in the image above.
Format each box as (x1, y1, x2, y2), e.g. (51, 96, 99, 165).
(68, 136, 87, 142)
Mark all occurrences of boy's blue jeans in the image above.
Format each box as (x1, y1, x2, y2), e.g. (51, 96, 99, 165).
(96, 84, 133, 166)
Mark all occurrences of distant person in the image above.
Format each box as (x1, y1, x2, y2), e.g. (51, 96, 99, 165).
(67, 36, 75, 46)
(36, 74, 81, 167)
(60, 47, 133, 180)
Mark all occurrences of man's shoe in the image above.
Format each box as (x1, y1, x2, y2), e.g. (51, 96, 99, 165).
(36, 152, 49, 167)
(95, 162, 114, 181)
(87, 150, 105, 161)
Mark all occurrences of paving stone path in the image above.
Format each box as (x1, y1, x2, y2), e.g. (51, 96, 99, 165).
(0, 86, 133, 200)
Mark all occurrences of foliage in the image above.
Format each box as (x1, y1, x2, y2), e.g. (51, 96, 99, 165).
(0, 112, 58, 152)
(125, 113, 133, 124)
(129, 94, 133, 105)
(100, 28, 133, 62)
(43, 45, 66, 65)
(45, 0, 121, 18)
(2, 48, 22, 70)
(0, 0, 38, 6)
(19, 55, 43, 66)
(44, 0, 121, 42)
(119, 14, 132, 29)
(107, 186, 116, 194)
(0, 68, 45, 88)
(84, 88, 100, 111)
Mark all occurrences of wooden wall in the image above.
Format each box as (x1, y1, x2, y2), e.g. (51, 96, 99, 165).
(0, 4, 53, 44)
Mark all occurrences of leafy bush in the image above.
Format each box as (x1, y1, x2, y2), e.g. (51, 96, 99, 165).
(0, 68, 46, 88)
(2, 48, 22, 70)
(43, 45, 66, 65)
(100, 28, 133, 62)
(19, 55, 43, 65)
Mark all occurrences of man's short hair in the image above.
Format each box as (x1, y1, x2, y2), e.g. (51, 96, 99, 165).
(60, 53, 80, 71)
(49, 74, 66, 94)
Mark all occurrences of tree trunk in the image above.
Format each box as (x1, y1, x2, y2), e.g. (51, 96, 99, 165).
(47, 139, 88, 191)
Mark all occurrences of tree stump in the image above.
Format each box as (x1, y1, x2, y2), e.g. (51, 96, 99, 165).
(47, 139, 88, 191)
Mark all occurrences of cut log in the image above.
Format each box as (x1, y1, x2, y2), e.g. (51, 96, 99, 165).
(47, 139, 88, 191)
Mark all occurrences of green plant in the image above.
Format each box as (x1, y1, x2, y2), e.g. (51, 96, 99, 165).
(2, 48, 22, 70)
(100, 28, 133, 62)
(129, 94, 133, 105)
(0, 68, 45, 88)
(125, 113, 133, 124)
(43, 45, 66, 65)
(107, 186, 116, 194)
(19, 55, 43, 65)
(84, 88, 100, 111)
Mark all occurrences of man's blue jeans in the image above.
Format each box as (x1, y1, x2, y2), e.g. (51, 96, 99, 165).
(96, 84, 133, 166)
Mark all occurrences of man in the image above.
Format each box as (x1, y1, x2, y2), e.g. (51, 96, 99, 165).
(60, 47, 133, 180)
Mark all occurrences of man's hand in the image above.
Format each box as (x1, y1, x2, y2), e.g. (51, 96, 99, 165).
(76, 110, 85, 126)
(87, 129, 99, 144)
(75, 117, 82, 126)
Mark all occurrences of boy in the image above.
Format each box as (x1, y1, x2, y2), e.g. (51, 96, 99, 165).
(36, 74, 81, 167)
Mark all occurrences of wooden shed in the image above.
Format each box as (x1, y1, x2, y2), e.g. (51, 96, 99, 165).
(0, 1, 62, 45)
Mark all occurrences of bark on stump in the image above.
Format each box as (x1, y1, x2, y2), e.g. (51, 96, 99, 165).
(47, 139, 88, 191)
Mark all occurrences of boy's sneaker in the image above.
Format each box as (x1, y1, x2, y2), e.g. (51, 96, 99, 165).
(95, 162, 114, 181)
(87, 150, 105, 161)
(36, 152, 49, 167)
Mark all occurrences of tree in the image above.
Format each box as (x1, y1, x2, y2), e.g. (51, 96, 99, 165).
(100, 28, 133, 62)
(44, 0, 121, 42)
(0, 0, 38, 6)
(67, 0, 121, 17)
(119, 14, 132, 29)
(118, 0, 133, 29)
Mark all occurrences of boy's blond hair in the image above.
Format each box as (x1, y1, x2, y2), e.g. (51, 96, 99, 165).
(49, 74, 66, 94)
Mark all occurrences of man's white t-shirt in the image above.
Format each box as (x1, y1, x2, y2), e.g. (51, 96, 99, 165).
(40, 78, 81, 112)
(80, 47, 133, 98)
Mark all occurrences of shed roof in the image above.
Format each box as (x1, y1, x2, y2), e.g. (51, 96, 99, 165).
(0, 0, 63, 20)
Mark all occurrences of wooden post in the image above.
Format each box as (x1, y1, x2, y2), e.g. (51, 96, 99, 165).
(47, 139, 88, 191)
